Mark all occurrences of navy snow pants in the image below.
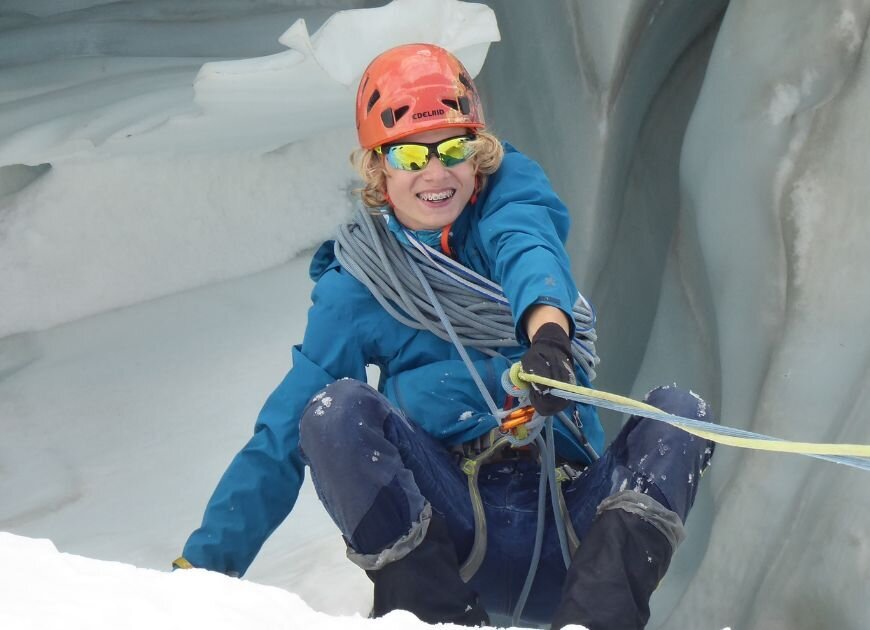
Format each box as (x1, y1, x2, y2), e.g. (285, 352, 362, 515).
(298, 379, 714, 624)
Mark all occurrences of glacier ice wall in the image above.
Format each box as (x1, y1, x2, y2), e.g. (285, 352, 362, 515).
(2, 1, 870, 629)
(668, 2, 870, 628)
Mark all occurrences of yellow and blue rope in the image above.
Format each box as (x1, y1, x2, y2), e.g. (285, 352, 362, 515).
(509, 363, 870, 471)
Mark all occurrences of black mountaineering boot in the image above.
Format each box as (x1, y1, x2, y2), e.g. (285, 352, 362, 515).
(367, 512, 489, 627)
(551, 491, 685, 630)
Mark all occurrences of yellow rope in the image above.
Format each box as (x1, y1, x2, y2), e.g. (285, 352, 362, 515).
(509, 363, 870, 458)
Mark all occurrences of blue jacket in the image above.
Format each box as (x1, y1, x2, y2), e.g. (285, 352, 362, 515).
(182, 144, 604, 576)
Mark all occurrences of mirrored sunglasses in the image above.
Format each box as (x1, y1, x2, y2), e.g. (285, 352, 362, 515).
(376, 135, 474, 171)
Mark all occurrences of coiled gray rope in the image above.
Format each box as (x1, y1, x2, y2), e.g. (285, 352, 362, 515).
(334, 208, 600, 380)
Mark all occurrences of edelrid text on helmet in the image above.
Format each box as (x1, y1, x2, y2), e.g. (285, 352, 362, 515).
(412, 109, 446, 120)
(355, 43, 485, 149)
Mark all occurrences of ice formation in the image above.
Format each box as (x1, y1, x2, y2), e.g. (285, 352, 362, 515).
(2, 1, 869, 629)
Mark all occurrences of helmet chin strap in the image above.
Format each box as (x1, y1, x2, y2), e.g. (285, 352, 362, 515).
(439, 224, 454, 258)
(469, 175, 480, 205)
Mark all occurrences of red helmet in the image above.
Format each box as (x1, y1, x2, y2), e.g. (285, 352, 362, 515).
(355, 43, 486, 149)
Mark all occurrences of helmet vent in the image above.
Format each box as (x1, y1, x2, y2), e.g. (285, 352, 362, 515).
(394, 105, 409, 121)
(380, 108, 395, 128)
(458, 73, 472, 90)
(458, 96, 470, 115)
(441, 99, 459, 111)
(367, 89, 381, 113)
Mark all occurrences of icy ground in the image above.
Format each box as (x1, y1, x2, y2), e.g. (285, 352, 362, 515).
(0, 535, 477, 629)
(1, 533, 403, 630)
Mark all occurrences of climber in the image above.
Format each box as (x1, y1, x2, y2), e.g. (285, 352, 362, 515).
(175, 43, 714, 629)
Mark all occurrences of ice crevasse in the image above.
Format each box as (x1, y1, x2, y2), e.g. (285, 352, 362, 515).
(1, 1, 869, 629)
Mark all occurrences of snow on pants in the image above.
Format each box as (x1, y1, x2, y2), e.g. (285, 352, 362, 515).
(298, 378, 714, 624)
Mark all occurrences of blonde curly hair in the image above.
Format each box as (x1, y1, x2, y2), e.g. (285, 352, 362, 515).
(350, 130, 504, 209)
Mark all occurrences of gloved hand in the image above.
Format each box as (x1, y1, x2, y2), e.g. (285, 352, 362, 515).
(172, 556, 194, 570)
(520, 322, 575, 416)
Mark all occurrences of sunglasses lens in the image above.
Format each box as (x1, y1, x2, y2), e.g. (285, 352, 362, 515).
(437, 137, 471, 167)
(386, 144, 429, 171)
(382, 136, 473, 171)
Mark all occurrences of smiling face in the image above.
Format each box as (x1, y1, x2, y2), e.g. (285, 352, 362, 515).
(382, 128, 476, 231)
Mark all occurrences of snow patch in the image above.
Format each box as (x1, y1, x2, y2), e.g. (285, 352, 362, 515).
(773, 108, 811, 212)
(657, 438, 671, 456)
(769, 83, 801, 125)
(769, 71, 818, 126)
(689, 390, 709, 418)
(836, 10, 862, 52)
(789, 171, 826, 287)
(0, 532, 464, 630)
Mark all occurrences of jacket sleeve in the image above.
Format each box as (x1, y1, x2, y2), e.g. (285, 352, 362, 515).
(181, 270, 368, 576)
(476, 148, 579, 344)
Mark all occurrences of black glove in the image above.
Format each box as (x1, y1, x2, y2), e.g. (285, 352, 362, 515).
(520, 322, 575, 416)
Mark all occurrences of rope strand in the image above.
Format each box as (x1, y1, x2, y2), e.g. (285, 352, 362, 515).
(510, 365, 870, 471)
